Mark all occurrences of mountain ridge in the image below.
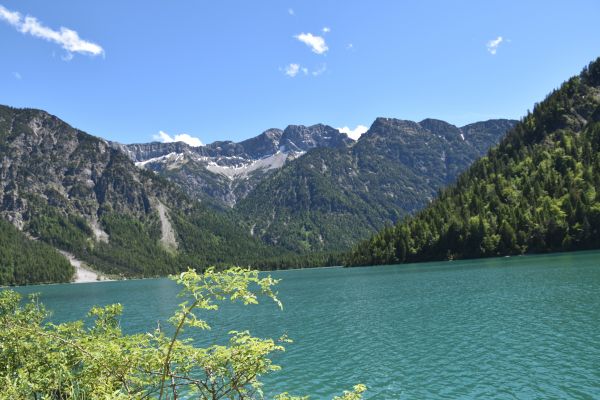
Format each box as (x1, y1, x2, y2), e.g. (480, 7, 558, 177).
(0, 103, 516, 284)
(120, 117, 516, 209)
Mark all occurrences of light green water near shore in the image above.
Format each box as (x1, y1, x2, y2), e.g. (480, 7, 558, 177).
(16, 250, 600, 399)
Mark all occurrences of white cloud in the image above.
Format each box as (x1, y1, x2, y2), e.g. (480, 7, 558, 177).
(282, 63, 326, 78)
(0, 4, 104, 58)
(486, 36, 503, 55)
(338, 125, 368, 140)
(13, 72, 21, 79)
(322, 26, 330, 33)
(153, 131, 203, 147)
(0, 4, 20, 25)
(294, 32, 328, 54)
(284, 63, 300, 77)
(288, 8, 294, 15)
(346, 43, 354, 50)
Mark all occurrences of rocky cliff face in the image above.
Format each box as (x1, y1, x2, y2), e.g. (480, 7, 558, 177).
(361, 117, 517, 187)
(0, 106, 162, 230)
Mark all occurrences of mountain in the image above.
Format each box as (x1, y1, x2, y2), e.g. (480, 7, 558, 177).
(346, 57, 600, 266)
(0, 105, 515, 285)
(236, 118, 516, 252)
(0, 105, 278, 285)
(116, 124, 352, 206)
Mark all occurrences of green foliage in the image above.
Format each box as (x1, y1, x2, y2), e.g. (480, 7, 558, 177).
(346, 57, 600, 266)
(0, 268, 365, 399)
(0, 219, 73, 285)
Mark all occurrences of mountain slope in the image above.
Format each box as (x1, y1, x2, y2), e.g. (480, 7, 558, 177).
(0, 105, 278, 284)
(346, 57, 600, 266)
(237, 118, 516, 252)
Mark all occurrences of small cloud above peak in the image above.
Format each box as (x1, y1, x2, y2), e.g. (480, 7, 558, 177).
(281, 63, 326, 78)
(338, 125, 368, 140)
(13, 72, 21, 80)
(288, 8, 294, 16)
(0, 4, 104, 59)
(294, 32, 328, 54)
(283, 63, 301, 77)
(322, 27, 331, 33)
(486, 36, 503, 55)
(153, 131, 203, 147)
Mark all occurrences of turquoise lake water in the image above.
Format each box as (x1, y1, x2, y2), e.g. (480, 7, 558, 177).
(15, 251, 600, 399)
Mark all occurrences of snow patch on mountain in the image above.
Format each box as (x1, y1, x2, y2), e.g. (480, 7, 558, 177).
(206, 151, 304, 180)
(135, 152, 187, 170)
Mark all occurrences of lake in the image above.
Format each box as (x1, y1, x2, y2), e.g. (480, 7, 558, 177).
(15, 250, 600, 399)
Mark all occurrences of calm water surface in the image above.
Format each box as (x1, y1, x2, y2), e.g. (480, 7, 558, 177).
(16, 251, 600, 399)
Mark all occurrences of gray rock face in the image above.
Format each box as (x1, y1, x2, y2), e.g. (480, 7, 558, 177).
(0, 105, 195, 231)
(280, 124, 353, 152)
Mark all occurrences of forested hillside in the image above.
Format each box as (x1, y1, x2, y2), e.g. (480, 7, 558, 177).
(0, 219, 74, 285)
(346, 58, 600, 266)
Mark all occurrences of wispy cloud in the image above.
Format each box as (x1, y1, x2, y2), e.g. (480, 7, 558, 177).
(322, 27, 330, 33)
(153, 131, 203, 147)
(288, 8, 294, 16)
(294, 32, 328, 55)
(312, 63, 327, 76)
(282, 63, 326, 78)
(486, 36, 503, 55)
(338, 125, 368, 140)
(0, 4, 19, 25)
(13, 72, 21, 80)
(0, 4, 104, 58)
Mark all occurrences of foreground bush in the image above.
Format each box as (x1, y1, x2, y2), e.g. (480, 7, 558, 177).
(0, 267, 365, 399)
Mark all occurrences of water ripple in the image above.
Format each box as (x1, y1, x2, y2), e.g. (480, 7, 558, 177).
(16, 251, 600, 399)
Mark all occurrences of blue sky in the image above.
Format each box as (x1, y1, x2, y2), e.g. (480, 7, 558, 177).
(1, 0, 600, 145)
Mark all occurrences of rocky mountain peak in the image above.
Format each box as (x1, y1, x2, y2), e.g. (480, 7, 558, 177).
(234, 128, 283, 159)
(419, 118, 462, 139)
(367, 118, 426, 139)
(281, 123, 353, 152)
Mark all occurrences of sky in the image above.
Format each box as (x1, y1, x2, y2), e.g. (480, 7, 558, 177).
(1, 0, 600, 146)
